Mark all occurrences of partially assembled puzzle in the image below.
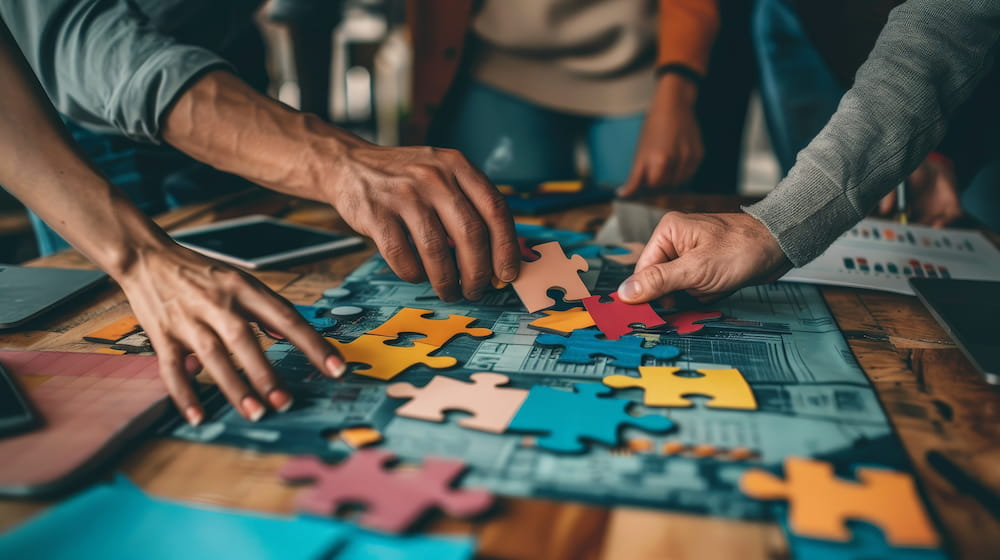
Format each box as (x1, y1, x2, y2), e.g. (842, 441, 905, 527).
(166, 224, 943, 557)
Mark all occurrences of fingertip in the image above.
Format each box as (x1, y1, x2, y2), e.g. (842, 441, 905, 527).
(325, 354, 347, 379)
(617, 276, 643, 303)
(184, 405, 204, 427)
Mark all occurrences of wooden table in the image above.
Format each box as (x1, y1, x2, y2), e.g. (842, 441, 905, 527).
(2, 192, 999, 559)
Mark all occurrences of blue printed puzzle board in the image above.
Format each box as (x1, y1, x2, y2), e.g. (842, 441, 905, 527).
(171, 225, 918, 522)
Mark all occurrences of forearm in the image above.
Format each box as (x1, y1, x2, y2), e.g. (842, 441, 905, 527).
(162, 71, 359, 200)
(0, 20, 172, 277)
(745, 0, 1000, 266)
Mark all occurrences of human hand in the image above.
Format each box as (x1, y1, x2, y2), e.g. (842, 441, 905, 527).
(878, 154, 962, 227)
(115, 244, 345, 425)
(323, 141, 520, 302)
(618, 74, 704, 197)
(616, 212, 791, 307)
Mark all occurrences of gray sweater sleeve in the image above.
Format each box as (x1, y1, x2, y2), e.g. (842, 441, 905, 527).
(744, 0, 1000, 267)
(0, 0, 233, 143)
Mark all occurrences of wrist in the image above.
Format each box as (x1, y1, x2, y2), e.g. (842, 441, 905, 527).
(89, 196, 176, 281)
(653, 72, 698, 110)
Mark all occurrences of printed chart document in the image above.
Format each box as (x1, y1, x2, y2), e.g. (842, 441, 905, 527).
(781, 218, 1000, 295)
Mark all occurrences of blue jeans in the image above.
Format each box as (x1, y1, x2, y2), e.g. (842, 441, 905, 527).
(431, 81, 644, 187)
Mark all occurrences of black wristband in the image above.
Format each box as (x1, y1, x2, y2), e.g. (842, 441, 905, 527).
(655, 63, 703, 88)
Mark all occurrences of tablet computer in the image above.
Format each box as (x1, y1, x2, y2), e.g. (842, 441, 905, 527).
(910, 278, 1000, 385)
(172, 215, 364, 269)
(0, 265, 107, 330)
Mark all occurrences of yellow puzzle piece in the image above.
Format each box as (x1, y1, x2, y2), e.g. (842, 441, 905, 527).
(603, 366, 757, 410)
(367, 308, 493, 348)
(326, 335, 457, 381)
(740, 457, 940, 547)
(527, 307, 595, 335)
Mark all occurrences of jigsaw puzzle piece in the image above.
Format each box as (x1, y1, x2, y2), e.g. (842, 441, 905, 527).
(604, 366, 756, 409)
(325, 335, 457, 381)
(386, 373, 529, 433)
(536, 329, 680, 368)
(527, 307, 596, 335)
(507, 383, 674, 453)
(510, 242, 590, 312)
(662, 310, 723, 335)
(582, 293, 665, 340)
(739, 457, 939, 548)
(602, 242, 645, 266)
(366, 308, 493, 348)
(279, 450, 493, 533)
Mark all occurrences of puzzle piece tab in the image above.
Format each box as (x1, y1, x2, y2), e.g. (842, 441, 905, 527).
(663, 310, 723, 335)
(739, 457, 940, 548)
(604, 366, 756, 409)
(278, 450, 493, 533)
(507, 383, 673, 453)
(325, 335, 457, 381)
(536, 329, 680, 369)
(527, 307, 595, 335)
(582, 293, 665, 340)
(367, 308, 492, 347)
(511, 242, 590, 312)
(386, 373, 528, 433)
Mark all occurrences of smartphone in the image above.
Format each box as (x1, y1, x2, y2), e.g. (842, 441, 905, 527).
(0, 361, 40, 437)
(172, 215, 365, 269)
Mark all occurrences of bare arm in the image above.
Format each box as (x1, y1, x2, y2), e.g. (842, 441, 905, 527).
(0, 19, 344, 424)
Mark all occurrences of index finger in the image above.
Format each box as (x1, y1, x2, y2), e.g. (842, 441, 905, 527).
(452, 158, 520, 283)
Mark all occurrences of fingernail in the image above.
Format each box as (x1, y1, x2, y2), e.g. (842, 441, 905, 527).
(618, 277, 642, 300)
(184, 406, 203, 427)
(466, 290, 483, 301)
(242, 396, 266, 422)
(326, 355, 346, 379)
(500, 266, 517, 283)
(267, 389, 294, 413)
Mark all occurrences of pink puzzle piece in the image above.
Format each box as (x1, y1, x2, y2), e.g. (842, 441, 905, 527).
(386, 373, 529, 433)
(582, 293, 665, 340)
(510, 242, 590, 312)
(278, 450, 493, 533)
(663, 310, 723, 335)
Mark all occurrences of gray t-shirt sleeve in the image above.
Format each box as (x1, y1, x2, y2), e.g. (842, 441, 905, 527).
(0, 0, 233, 143)
(744, 0, 1000, 267)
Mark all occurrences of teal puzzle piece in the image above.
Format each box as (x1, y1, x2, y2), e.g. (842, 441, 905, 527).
(507, 383, 674, 453)
(536, 328, 680, 368)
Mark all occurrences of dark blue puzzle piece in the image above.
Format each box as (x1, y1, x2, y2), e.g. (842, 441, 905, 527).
(507, 383, 674, 453)
(295, 305, 338, 330)
(536, 328, 680, 369)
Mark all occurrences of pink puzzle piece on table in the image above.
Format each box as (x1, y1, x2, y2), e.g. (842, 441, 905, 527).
(663, 310, 723, 335)
(582, 293, 665, 340)
(278, 449, 493, 533)
(510, 242, 590, 312)
(386, 373, 529, 433)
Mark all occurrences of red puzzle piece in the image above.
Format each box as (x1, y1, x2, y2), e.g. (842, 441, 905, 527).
(663, 310, 723, 335)
(278, 449, 493, 533)
(582, 293, 665, 340)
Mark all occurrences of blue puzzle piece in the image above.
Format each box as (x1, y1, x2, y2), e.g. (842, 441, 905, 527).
(536, 328, 681, 368)
(295, 305, 338, 330)
(507, 383, 674, 453)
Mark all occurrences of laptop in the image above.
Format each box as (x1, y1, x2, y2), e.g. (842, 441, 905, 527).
(910, 278, 1000, 385)
(0, 265, 107, 330)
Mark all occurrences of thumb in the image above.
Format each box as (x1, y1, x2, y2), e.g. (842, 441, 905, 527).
(878, 190, 896, 215)
(617, 257, 696, 305)
(617, 163, 646, 198)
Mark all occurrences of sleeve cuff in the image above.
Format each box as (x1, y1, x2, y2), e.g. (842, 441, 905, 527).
(742, 159, 866, 267)
(110, 46, 234, 143)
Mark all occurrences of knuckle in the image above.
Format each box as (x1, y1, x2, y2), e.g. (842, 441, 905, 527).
(420, 231, 450, 259)
(481, 189, 510, 218)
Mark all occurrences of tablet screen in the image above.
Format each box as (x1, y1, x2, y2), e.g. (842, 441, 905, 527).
(175, 221, 348, 260)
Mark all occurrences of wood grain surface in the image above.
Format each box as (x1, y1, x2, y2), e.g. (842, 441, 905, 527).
(1, 192, 998, 559)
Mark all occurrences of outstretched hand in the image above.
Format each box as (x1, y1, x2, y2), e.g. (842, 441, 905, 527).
(116, 244, 346, 425)
(616, 212, 792, 307)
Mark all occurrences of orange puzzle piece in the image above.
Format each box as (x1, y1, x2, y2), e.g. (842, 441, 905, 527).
(739, 457, 940, 548)
(325, 335, 457, 381)
(386, 373, 529, 433)
(510, 242, 590, 312)
(603, 366, 757, 409)
(367, 308, 493, 347)
(527, 307, 595, 335)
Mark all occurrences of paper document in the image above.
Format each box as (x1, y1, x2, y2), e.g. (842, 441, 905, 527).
(781, 218, 1000, 295)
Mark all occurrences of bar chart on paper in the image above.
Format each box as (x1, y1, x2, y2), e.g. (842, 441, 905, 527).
(781, 219, 1000, 295)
